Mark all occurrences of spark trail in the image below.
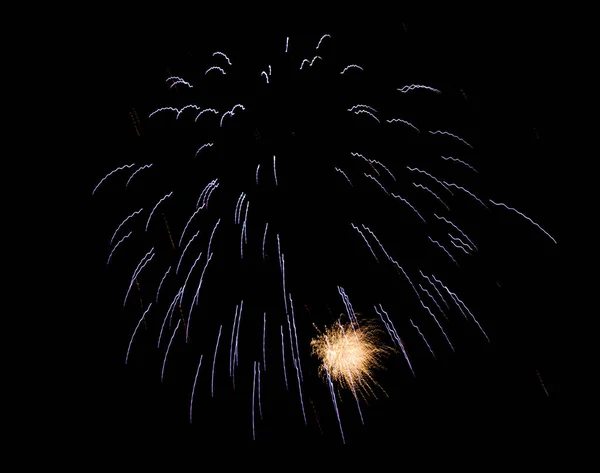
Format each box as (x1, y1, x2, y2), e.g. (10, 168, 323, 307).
(190, 354, 204, 423)
(92, 31, 557, 445)
(92, 164, 135, 195)
(125, 303, 152, 364)
(211, 325, 223, 397)
(490, 200, 557, 244)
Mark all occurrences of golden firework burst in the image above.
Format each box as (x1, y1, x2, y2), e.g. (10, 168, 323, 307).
(311, 316, 394, 400)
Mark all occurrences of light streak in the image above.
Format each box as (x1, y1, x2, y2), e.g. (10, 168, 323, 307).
(146, 192, 173, 231)
(351, 223, 379, 262)
(262, 312, 267, 371)
(167, 76, 193, 89)
(413, 182, 450, 211)
(490, 200, 557, 244)
(257, 362, 263, 419)
(420, 300, 454, 352)
(189, 354, 203, 423)
(386, 118, 420, 132)
(410, 319, 436, 359)
(229, 304, 240, 381)
(211, 324, 223, 397)
(92, 163, 135, 195)
(281, 325, 288, 390)
(441, 155, 478, 173)
(107, 231, 132, 266)
(536, 369, 549, 397)
(126, 164, 153, 188)
(179, 205, 204, 247)
(325, 366, 345, 444)
(334, 167, 353, 187)
(262, 222, 268, 261)
(161, 318, 181, 382)
(443, 181, 489, 209)
(155, 266, 171, 303)
(429, 130, 473, 149)
(252, 361, 257, 440)
(158, 288, 182, 348)
(390, 192, 427, 222)
(397, 84, 441, 94)
(429, 236, 459, 267)
(352, 109, 380, 123)
(341, 64, 363, 74)
(316, 33, 331, 49)
(364, 172, 390, 195)
(195, 108, 219, 122)
(406, 166, 453, 194)
(195, 142, 214, 157)
(206, 218, 220, 256)
(212, 51, 232, 65)
(219, 104, 245, 127)
(125, 303, 152, 364)
(176, 230, 200, 275)
(347, 104, 378, 114)
(418, 283, 446, 319)
(180, 252, 203, 306)
(123, 248, 155, 306)
(205, 66, 226, 75)
(433, 213, 478, 250)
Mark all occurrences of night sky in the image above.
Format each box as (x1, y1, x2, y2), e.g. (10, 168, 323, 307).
(73, 16, 572, 465)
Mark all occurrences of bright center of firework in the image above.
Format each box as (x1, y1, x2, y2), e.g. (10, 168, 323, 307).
(311, 318, 392, 395)
(326, 339, 367, 376)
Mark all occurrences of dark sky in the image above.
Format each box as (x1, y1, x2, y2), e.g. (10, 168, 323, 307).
(73, 16, 572, 465)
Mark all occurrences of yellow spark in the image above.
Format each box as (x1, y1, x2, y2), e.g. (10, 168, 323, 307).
(311, 316, 394, 400)
(162, 214, 175, 250)
(129, 108, 141, 136)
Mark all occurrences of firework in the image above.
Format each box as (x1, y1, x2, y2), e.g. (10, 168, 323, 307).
(92, 31, 557, 444)
(310, 315, 393, 399)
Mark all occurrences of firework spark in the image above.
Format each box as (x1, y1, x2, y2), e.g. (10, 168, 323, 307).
(92, 30, 557, 444)
(311, 316, 393, 400)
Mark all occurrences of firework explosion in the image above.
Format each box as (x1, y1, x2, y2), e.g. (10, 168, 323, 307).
(311, 316, 393, 397)
(92, 31, 557, 445)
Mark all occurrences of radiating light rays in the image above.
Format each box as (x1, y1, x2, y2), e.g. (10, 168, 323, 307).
(310, 315, 393, 400)
(92, 31, 557, 445)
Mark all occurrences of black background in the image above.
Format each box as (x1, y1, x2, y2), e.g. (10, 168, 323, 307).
(57, 12, 575, 467)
